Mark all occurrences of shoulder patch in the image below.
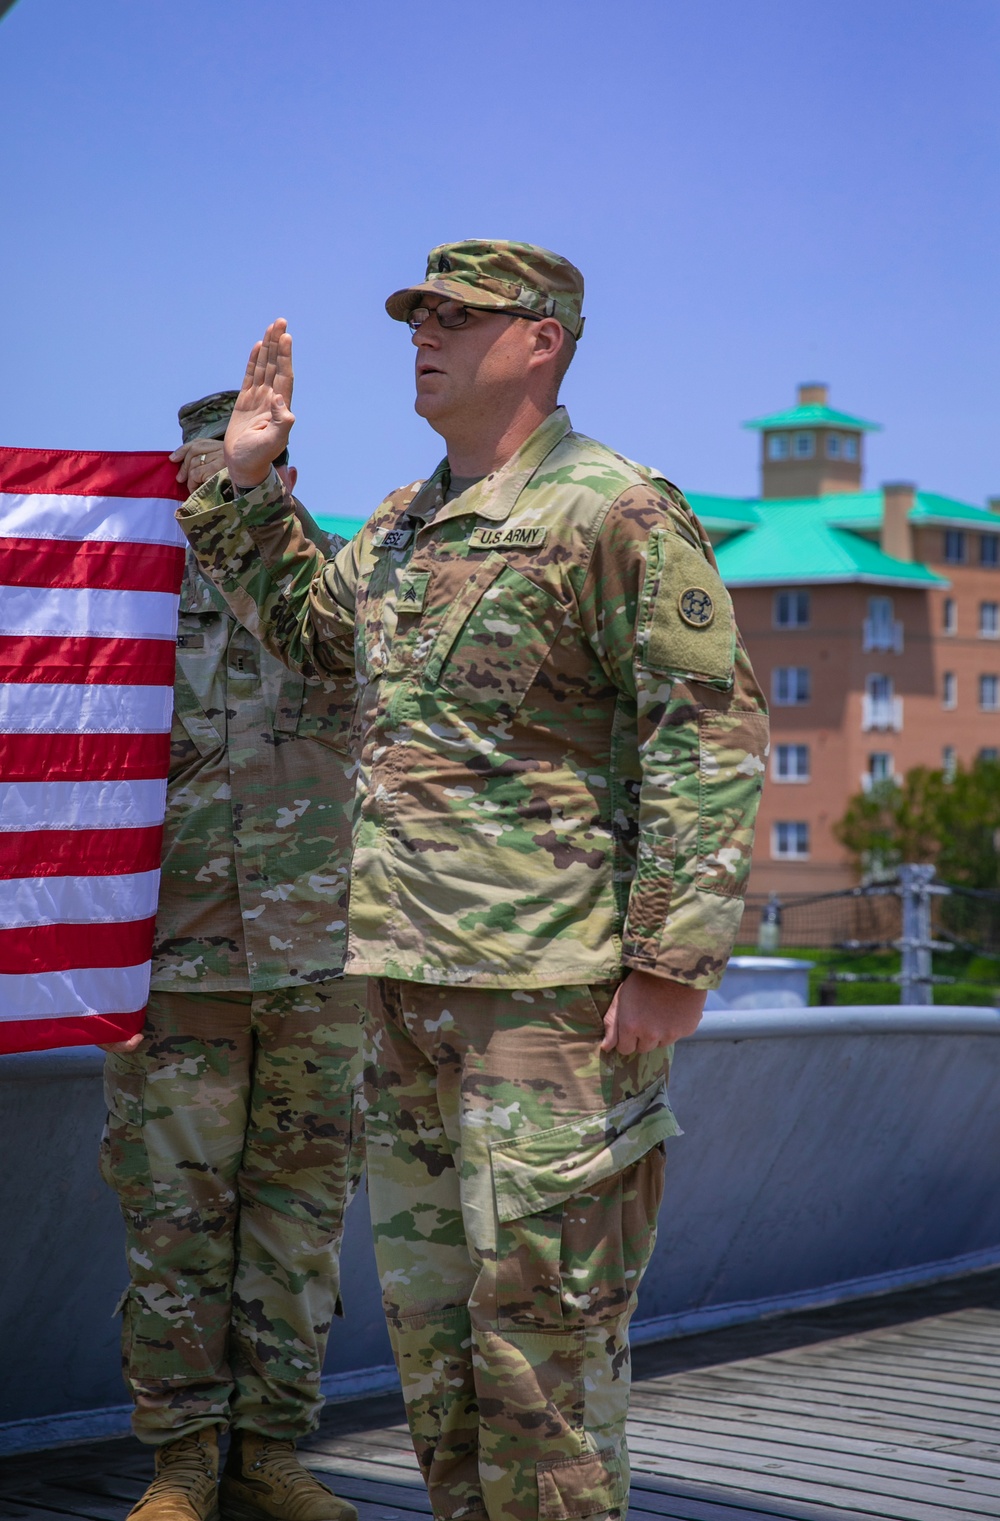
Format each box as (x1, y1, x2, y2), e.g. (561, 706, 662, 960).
(641, 529, 735, 687)
(678, 586, 715, 628)
(468, 523, 548, 551)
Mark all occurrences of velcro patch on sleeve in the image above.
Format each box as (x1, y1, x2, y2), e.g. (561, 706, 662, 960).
(372, 524, 414, 550)
(642, 528, 735, 685)
(468, 523, 548, 551)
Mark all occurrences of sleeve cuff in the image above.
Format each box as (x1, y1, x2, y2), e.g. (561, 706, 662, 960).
(622, 884, 745, 989)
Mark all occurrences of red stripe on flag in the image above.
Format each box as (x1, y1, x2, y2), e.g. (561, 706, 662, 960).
(0, 918, 155, 974)
(0, 732, 171, 781)
(0, 635, 176, 686)
(0, 825, 163, 879)
(0, 1009, 146, 1056)
(0, 448, 184, 500)
(0, 538, 186, 592)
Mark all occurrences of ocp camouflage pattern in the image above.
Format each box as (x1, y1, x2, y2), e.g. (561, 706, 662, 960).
(99, 981, 365, 1442)
(179, 407, 768, 990)
(152, 507, 358, 992)
(363, 978, 676, 1521)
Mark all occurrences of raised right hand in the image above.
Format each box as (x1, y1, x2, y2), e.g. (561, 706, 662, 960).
(224, 318, 296, 489)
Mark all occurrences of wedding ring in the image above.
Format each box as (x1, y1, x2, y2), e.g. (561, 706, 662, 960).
(199, 453, 207, 465)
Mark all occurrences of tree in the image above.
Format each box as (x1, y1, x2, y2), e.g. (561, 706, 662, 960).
(836, 758, 1000, 891)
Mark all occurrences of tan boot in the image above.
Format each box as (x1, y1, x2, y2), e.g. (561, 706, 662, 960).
(219, 1432, 357, 1521)
(127, 1428, 221, 1521)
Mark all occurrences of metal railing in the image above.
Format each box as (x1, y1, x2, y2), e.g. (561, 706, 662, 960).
(742, 868, 1000, 1005)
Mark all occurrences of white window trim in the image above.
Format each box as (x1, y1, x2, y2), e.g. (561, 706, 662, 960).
(773, 591, 810, 630)
(979, 603, 1000, 639)
(772, 744, 811, 783)
(772, 821, 810, 860)
(773, 667, 811, 706)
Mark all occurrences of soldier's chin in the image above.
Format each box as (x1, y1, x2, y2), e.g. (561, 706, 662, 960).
(413, 390, 449, 428)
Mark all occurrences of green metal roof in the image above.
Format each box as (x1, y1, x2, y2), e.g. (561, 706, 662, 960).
(742, 403, 881, 433)
(686, 494, 761, 531)
(909, 492, 1000, 528)
(712, 497, 948, 589)
(816, 490, 1000, 533)
(314, 512, 367, 541)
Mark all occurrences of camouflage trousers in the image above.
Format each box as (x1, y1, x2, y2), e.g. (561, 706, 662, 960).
(99, 980, 364, 1445)
(363, 978, 679, 1521)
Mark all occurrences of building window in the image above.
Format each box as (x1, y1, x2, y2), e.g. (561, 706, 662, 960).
(842, 435, 858, 461)
(869, 752, 893, 783)
(980, 747, 999, 763)
(942, 672, 957, 709)
(862, 752, 894, 792)
(772, 821, 810, 859)
(773, 667, 810, 705)
(944, 530, 967, 564)
(982, 535, 999, 568)
(980, 674, 1000, 711)
(774, 591, 810, 628)
(863, 674, 902, 731)
(774, 744, 810, 781)
(943, 597, 957, 634)
(942, 746, 957, 780)
(826, 433, 841, 458)
(793, 432, 815, 459)
(864, 595, 902, 652)
(767, 434, 789, 461)
(980, 602, 999, 637)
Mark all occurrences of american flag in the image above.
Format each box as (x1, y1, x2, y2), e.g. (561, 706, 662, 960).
(0, 447, 184, 1054)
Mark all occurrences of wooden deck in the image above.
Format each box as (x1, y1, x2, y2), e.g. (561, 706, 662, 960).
(1, 1269, 997, 1521)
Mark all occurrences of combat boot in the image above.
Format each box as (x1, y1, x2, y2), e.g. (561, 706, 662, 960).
(126, 1427, 221, 1521)
(219, 1432, 357, 1521)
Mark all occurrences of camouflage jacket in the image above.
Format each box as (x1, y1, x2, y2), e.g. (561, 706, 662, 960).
(180, 408, 768, 990)
(151, 510, 357, 993)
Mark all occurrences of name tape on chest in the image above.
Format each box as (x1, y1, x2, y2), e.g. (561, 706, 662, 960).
(468, 523, 548, 551)
(372, 524, 414, 551)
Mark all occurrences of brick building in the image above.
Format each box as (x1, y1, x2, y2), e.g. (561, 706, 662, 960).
(690, 385, 1000, 894)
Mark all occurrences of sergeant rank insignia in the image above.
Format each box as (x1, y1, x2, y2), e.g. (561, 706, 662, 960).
(678, 586, 715, 627)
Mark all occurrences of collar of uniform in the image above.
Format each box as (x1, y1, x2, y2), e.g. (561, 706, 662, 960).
(407, 464, 448, 523)
(424, 407, 572, 528)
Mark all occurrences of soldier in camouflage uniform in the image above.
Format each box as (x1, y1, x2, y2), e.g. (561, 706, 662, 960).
(178, 243, 769, 1521)
(99, 394, 363, 1521)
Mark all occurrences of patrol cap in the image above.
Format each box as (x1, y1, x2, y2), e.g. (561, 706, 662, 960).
(385, 239, 585, 340)
(177, 390, 240, 444)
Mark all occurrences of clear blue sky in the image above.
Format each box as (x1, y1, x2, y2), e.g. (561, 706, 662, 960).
(2, 0, 997, 516)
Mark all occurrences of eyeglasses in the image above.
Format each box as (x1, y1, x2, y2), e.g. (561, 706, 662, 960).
(406, 300, 543, 334)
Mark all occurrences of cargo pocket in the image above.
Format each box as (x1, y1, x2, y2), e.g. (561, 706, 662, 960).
(424, 553, 565, 713)
(490, 1080, 679, 1332)
(537, 1448, 628, 1520)
(99, 1055, 153, 1208)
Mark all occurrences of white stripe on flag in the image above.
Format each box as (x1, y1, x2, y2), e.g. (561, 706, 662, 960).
(0, 870, 161, 929)
(0, 585, 179, 640)
(0, 963, 151, 1020)
(0, 683, 174, 733)
(0, 779, 168, 831)
(0, 494, 185, 547)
